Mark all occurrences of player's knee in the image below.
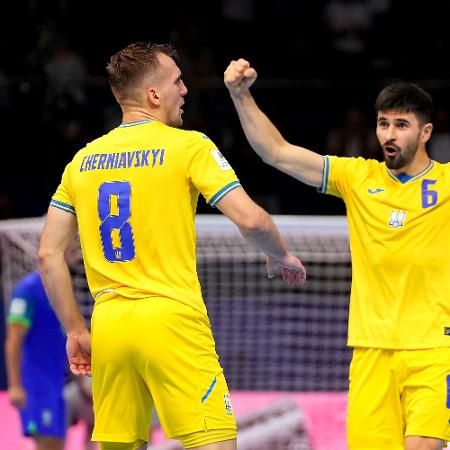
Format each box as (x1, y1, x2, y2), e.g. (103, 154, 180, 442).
(174, 428, 237, 449)
(99, 439, 147, 450)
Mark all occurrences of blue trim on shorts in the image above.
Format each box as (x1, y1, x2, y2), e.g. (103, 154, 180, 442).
(201, 377, 217, 403)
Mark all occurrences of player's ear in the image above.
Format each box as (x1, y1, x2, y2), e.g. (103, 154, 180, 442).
(422, 122, 433, 143)
(147, 88, 160, 106)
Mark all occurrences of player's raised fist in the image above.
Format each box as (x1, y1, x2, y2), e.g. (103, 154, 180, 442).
(224, 59, 258, 96)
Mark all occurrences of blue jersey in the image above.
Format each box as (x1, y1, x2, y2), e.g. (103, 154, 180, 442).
(7, 272, 67, 438)
(8, 271, 67, 388)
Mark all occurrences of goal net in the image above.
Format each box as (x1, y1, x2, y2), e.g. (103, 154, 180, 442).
(0, 215, 351, 391)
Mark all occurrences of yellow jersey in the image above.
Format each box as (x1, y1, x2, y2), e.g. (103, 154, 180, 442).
(51, 120, 240, 314)
(321, 155, 450, 349)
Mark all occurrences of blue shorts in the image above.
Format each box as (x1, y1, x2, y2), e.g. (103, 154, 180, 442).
(20, 383, 66, 439)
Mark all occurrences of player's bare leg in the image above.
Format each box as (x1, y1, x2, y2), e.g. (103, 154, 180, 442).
(34, 435, 64, 450)
(189, 438, 237, 450)
(404, 436, 445, 450)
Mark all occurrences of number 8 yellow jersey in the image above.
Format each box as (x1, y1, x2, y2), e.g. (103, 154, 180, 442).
(50, 120, 241, 313)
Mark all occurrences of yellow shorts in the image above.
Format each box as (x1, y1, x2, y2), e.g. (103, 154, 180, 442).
(347, 347, 450, 450)
(90, 297, 237, 447)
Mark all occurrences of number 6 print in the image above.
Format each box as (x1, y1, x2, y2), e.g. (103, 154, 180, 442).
(98, 181, 136, 262)
(421, 179, 438, 208)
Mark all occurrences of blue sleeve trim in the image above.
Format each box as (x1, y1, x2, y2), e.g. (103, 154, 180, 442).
(7, 316, 31, 327)
(318, 156, 330, 193)
(209, 181, 241, 207)
(201, 377, 217, 403)
(50, 200, 76, 216)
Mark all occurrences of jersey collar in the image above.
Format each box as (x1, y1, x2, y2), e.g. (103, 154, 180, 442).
(118, 119, 154, 128)
(386, 160, 434, 184)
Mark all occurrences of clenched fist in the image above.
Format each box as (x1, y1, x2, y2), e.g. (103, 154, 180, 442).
(224, 58, 258, 96)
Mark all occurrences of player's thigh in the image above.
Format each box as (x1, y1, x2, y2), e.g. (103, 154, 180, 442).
(134, 298, 237, 442)
(189, 437, 237, 449)
(402, 347, 450, 443)
(347, 347, 404, 450)
(91, 300, 153, 443)
(174, 429, 237, 449)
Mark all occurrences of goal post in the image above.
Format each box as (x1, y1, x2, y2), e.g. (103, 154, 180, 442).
(0, 215, 352, 391)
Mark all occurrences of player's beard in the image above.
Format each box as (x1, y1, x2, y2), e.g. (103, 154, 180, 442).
(383, 136, 420, 170)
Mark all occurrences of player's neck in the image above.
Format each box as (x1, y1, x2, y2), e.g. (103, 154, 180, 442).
(122, 110, 160, 125)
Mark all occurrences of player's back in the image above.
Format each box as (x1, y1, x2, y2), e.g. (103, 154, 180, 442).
(52, 120, 239, 313)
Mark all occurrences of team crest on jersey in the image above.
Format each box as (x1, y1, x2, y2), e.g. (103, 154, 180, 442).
(388, 209, 407, 228)
(224, 394, 233, 416)
(211, 149, 231, 170)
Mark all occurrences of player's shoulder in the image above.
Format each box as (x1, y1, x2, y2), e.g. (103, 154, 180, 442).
(17, 271, 41, 288)
(431, 159, 450, 174)
(162, 125, 214, 144)
(330, 155, 382, 172)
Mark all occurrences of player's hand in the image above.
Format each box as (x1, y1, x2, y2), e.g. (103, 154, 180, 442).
(67, 330, 92, 376)
(224, 59, 258, 97)
(8, 385, 26, 409)
(266, 253, 306, 286)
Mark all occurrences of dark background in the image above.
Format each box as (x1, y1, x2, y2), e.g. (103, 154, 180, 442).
(1, 0, 450, 219)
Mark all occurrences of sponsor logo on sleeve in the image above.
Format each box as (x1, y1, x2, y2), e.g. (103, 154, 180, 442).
(211, 150, 231, 170)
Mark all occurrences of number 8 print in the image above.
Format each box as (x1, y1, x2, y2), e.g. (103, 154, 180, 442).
(98, 181, 136, 262)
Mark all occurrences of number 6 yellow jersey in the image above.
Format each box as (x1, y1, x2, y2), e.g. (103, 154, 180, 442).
(50, 120, 241, 314)
(321, 155, 450, 349)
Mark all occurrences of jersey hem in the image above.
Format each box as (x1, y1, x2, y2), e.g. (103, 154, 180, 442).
(91, 433, 148, 443)
(168, 425, 238, 441)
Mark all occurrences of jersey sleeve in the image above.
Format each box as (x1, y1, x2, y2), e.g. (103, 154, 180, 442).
(319, 155, 365, 199)
(50, 162, 76, 215)
(188, 133, 241, 207)
(7, 280, 36, 328)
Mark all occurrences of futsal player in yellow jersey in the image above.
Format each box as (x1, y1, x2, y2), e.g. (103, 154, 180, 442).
(38, 43, 306, 450)
(225, 59, 450, 450)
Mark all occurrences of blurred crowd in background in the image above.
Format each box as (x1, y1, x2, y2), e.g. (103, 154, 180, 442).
(1, 0, 450, 218)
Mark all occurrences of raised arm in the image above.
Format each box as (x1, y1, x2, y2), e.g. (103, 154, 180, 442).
(38, 207, 91, 376)
(216, 187, 306, 285)
(224, 59, 324, 188)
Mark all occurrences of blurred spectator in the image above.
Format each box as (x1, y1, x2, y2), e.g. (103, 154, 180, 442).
(325, 105, 379, 159)
(323, 0, 372, 54)
(322, 0, 374, 75)
(429, 106, 450, 163)
(43, 37, 87, 110)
